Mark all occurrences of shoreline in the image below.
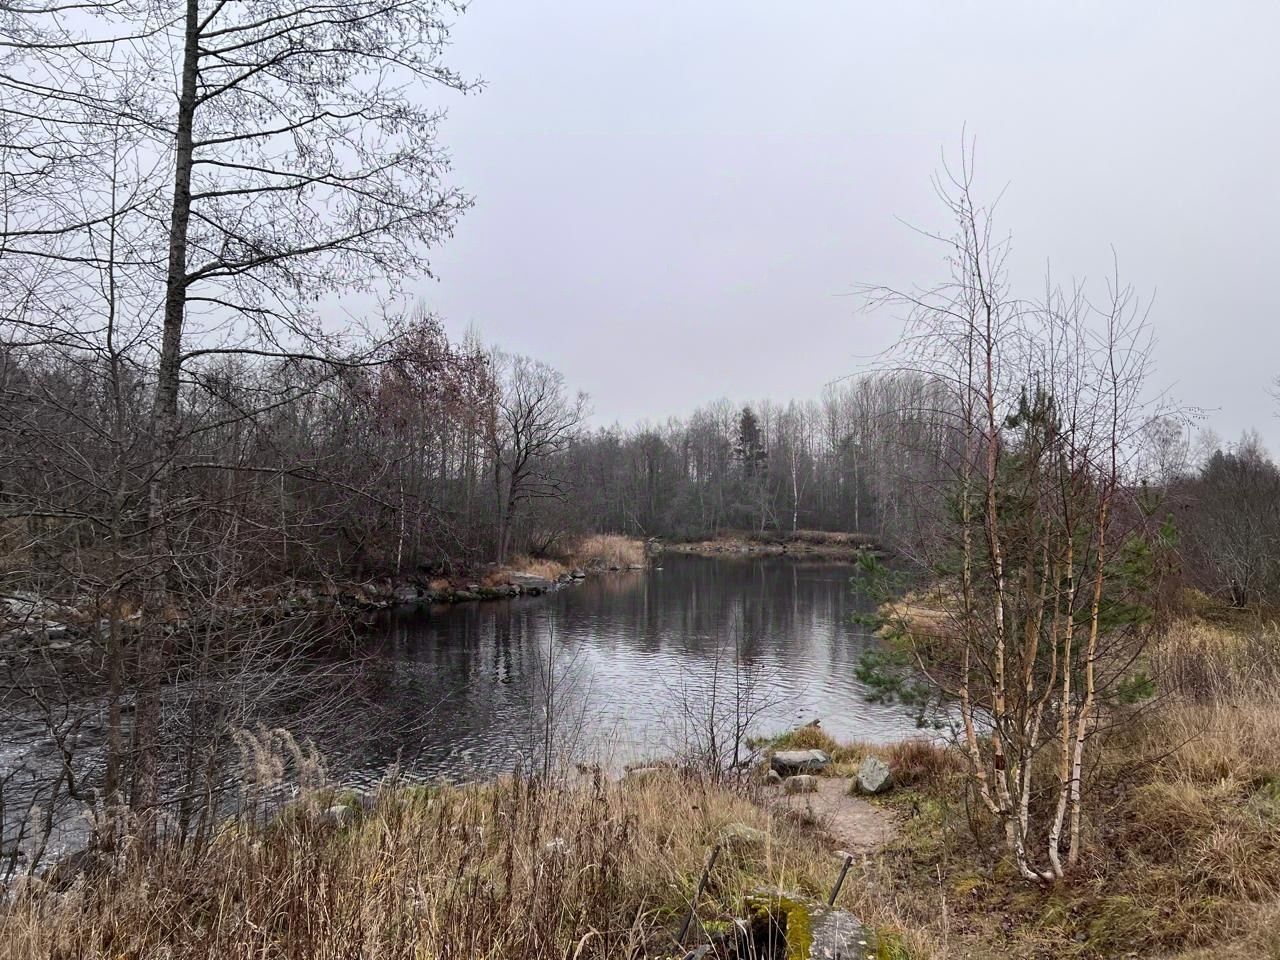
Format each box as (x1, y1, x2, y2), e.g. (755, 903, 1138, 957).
(663, 529, 882, 562)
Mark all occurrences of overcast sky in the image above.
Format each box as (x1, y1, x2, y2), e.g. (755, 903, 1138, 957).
(414, 1, 1279, 450)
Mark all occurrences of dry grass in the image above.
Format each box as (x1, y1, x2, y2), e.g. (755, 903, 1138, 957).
(745, 529, 878, 548)
(503, 555, 569, 581)
(1154, 616, 1280, 703)
(854, 611, 1280, 959)
(571, 533, 645, 570)
(0, 768, 870, 960)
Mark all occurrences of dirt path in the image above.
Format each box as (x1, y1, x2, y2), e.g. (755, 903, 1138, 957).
(764, 776, 899, 855)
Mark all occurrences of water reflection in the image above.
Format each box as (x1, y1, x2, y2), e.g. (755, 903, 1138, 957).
(321, 553, 924, 784)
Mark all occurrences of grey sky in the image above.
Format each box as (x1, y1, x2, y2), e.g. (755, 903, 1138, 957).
(416, 1, 1279, 450)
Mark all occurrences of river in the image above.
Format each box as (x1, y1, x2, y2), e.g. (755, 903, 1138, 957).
(320, 551, 926, 785)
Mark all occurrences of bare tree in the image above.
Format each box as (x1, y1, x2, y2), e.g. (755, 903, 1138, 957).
(2, 0, 473, 824)
(489, 353, 589, 563)
(867, 152, 1163, 882)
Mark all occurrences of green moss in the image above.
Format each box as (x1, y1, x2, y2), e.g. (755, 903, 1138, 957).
(745, 894, 812, 960)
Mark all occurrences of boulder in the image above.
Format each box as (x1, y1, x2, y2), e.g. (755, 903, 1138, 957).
(719, 821, 768, 853)
(507, 573, 554, 593)
(570, 568, 586, 579)
(856, 755, 892, 794)
(322, 804, 354, 828)
(770, 748, 831, 775)
(393, 585, 421, 604)
(765, 768, 784, 786)
(783, 774, 819, 795)
(811, 905, 876, 958)
(737, 891, 875, 959)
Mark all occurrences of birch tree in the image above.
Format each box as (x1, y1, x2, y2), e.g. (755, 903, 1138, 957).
(869, 157, 1162, 882)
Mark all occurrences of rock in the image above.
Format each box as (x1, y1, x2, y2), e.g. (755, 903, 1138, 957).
(570, 568, 586, 579)
(507, 573, 554, 593)
(393, 585, 421, 603)
(719, 821, 768, 853)
(810, 905, 876, 958)
(323, 804, 354, 827)
(784, 774, 819, 794)
(451, 590, 480, 602)
(765, 768, 784, 786)
(41, 622, 70, 641)
(856, 755, 892, 794)
(770, 748, 831, 775)
(740, 892, 875, 960)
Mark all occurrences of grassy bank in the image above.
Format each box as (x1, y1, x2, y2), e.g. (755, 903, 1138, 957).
(0, 764, 880, 960)
(836, 608, 1280, 959)
(668, 529, 879, 561)
(501, 533, 648, 583)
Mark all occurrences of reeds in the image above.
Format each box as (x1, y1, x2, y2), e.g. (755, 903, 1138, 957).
(0, 765, 844, 959)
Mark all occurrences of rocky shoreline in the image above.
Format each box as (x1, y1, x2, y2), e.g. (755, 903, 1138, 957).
(0, 559, 651, 654)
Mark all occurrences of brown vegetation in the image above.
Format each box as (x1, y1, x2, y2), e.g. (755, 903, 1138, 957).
(671, 529, 879, 561)
(0, 762, 864, 960)
(847, 612, 1280, 959)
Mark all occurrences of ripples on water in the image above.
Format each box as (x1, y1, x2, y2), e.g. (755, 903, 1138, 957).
(325, 552, 925, 785)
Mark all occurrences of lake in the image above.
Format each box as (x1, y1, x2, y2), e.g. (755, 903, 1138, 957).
(322, 551, 925, 785)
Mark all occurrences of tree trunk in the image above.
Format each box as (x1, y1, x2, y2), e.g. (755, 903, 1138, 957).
(134, 0, 200, 820)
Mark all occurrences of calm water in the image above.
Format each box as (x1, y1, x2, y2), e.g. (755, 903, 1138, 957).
(323, 552, 924, 785)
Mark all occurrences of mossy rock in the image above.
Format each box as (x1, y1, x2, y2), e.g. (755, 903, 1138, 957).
(743, 893, 810, 959)
(738, 892, 873, 959)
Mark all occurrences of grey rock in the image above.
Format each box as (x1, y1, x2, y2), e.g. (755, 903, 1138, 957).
(507, 573, 554, 592)
(810, 905, 875, 958)
(741, 891, 874, 959)
(856, 755, 893, 794)
(783, 774, 819, 795)
(570, 568, 586, 579)
(770, 748, 831, 775)
(719, 821, 768, 852)
(393, 585, 421, 603)
(323, 804, 354, 827)
(765, 768, 784, 786)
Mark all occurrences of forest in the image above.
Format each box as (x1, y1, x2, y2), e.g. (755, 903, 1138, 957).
(4, 1, 1280, 958)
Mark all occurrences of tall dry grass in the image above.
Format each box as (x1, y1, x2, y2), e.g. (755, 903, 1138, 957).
(0, 762, 860, 960)
(847, 614, 1280, 959)
(503, 554, 569, 581)
(1153, 617, 1280, 704)
(572, 534, 645, 569)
